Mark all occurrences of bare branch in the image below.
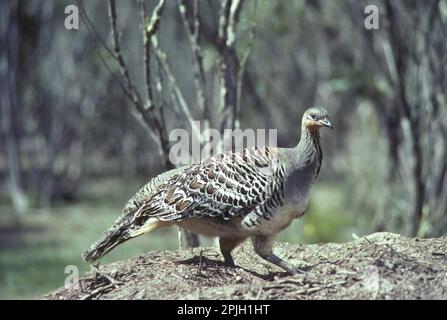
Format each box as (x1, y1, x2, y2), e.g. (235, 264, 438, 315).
(77, 0, 116, 58)
(218, 0, 244, 133)
(77, 0, 160, 144)
(227, 0, 243, 47)
(108, 0, 142, 109)
(178, 0, 210, 124)
(155, 58, 168, 133)
(140, 0, 166, 111)
(77, 0, 137, 105)
(218, 0, 232, 45)
(236, 0, 258, 127)
(152, 38, 202, 143)
(107, 0, 174, 162)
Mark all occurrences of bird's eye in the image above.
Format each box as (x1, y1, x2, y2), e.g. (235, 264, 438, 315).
(309, 113, 317, 120)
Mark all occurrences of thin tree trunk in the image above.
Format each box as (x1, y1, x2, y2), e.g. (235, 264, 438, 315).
(410, 129, 424, 236)
(0, 2, 28, 213)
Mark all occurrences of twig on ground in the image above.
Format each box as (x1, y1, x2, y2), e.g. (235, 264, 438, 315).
(91, 265, 123, 287)
(197, 250, 204, 275)
(81, 283, 114, 300)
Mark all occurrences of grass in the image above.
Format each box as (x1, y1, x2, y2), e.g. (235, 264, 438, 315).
(0, 179, 357, 299)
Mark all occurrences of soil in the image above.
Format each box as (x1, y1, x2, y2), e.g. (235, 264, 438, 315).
(44, 232, 447, 300)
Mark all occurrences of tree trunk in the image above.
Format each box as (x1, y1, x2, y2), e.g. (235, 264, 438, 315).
(0, 1, 28, 213)
(410, 129, 424, 236)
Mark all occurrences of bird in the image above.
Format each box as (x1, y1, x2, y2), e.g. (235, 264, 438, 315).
(82, 107, 332, 274)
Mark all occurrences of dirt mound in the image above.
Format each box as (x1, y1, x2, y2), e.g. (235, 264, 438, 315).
(44, 232, 447, 299)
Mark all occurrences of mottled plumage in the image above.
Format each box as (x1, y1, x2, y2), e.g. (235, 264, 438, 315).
(82, 166, 185, 262)
(83, 108, 332, 274)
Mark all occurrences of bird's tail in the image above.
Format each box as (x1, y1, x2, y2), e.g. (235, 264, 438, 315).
(82, 215, 171, 263)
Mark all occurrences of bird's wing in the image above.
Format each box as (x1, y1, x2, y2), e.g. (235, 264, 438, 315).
(133, 147, 286, 222)
(122, 166, 187, 216)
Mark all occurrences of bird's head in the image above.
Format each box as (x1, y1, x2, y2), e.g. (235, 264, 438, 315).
(301, 107, 333, 132)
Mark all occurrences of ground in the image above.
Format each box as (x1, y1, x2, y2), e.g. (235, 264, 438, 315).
(0, 181, 352, 299)
(44, 232, 447, 300)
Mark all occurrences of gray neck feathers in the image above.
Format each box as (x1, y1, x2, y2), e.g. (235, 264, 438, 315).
(296, 129, 323, 177)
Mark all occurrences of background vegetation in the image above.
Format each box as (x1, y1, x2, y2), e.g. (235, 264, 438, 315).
(1, 0, 446, 299)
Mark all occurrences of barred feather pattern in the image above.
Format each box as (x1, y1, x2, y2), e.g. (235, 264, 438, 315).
(310, 131, 322, 177)
(130, 147, 286, 230)
(122, 166, 187, 215)
(83, 107, 330, 266)
(81, 166, 186, 262)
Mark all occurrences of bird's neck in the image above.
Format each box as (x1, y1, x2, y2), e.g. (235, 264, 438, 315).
(295, 128, 323, 174)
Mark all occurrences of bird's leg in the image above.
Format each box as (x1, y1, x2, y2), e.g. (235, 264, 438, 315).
(252, 235, 305, 275)
(219, 237, 247, 267)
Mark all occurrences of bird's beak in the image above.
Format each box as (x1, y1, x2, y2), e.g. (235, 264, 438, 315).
(319, 118, 333, 129)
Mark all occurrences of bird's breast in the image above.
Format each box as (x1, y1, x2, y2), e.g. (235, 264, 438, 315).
(254, 196, 310, 236)
(177, 216, 249, 238)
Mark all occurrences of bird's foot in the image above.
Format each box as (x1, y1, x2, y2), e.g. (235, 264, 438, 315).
(223, 256, 236, 268)
(262, 253, 306, 275)
(287, 266, 306, 275)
